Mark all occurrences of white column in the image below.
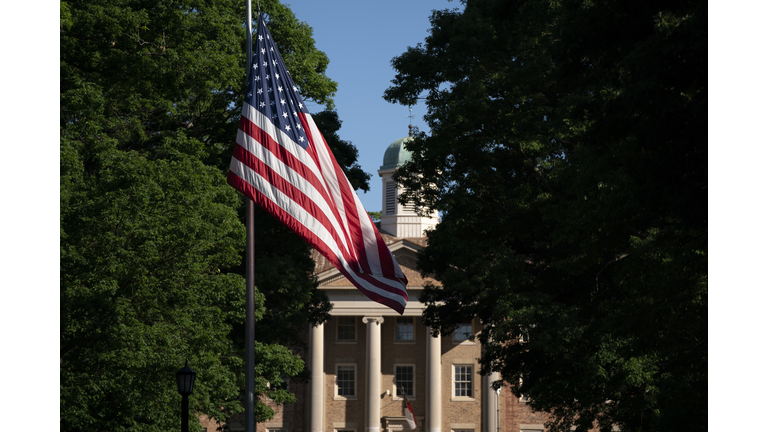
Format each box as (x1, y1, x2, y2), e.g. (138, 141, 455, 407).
(363, 316, 384, 432)
(426, 326, 441, 432)
(482, 372, 500, 432)
(310, 323, 324, 432)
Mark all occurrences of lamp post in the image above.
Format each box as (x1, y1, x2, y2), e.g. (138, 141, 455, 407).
(176, 361, 197, 432)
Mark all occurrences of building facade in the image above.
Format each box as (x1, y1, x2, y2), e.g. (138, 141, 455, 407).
(207, 133, 556, 432)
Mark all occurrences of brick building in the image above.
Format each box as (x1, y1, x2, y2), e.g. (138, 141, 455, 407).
(207, 132, 556, 432)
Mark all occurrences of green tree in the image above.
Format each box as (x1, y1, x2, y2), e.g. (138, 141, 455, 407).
(60, 0, 360, 429)
(384, 1, 706, 431)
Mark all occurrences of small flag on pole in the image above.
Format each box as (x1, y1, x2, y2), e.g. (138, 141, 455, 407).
(227, 17, 409, 314)
(403, 390, 417, 430)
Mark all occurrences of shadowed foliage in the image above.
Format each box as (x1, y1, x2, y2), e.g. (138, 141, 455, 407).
(384, 0, 706, 431)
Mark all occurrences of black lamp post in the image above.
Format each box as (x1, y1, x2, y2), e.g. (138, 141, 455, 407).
(176, 361, 197, 432)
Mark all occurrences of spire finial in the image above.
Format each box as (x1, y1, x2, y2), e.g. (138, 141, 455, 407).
(407, 105, 415, 137)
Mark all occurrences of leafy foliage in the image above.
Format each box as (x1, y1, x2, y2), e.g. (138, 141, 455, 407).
(60, 0, 362, 430)
(384, 0, 706, 431)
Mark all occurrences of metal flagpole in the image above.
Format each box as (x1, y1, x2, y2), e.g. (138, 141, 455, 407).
(244, 2, 255, 432)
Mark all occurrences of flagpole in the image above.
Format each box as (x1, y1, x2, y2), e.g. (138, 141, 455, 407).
(244, 2, 255, 432)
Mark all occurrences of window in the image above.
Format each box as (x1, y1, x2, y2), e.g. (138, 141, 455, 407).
(396, 316, 414, 341)
(268, 375, 289, 391)
(394, 365, 415, 398)
(454, 365, 473, 398)
(335, 365, 356, 398)
(337, 316, 356, 342)
(454, 323, 473, 342)
(520, 324, 535, 344)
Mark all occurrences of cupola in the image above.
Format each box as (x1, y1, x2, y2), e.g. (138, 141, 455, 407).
(376, 126, 438, 238)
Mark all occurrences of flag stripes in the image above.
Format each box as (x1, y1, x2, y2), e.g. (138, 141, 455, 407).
(227, 17, 408, 314)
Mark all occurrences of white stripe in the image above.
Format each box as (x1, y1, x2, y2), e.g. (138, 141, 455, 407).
(230, 159, 406, 305)
(234, 128, 354, 259)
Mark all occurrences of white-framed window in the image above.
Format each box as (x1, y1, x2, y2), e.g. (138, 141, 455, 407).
(395, 316, 414, 342)
(453, 365, 473, 398)
(393, 364, 415, 399)
(335, 364, 357, 399)
(454, 323, 473, 342)
(337, 316, 356, 342)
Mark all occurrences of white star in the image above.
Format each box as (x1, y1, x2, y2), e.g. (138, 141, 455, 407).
(261, 48, 266, 54)
(285, 125, 291, 131)
(280, 99, 286, 105)
(258, 35, 263, 41)
(293, 111, 298, 116)
(270, 100, 275, 106)
(293, 85, 298, 91)
(282, 112, 288, 118)
(296, 124, 301, 130)
(263, 61, 267, 67)
(247, 92, 252, 97)
(275, 73, 280, 80)
(268, 87, 272, 92)
(267, 34, 270, 39)
(299, 136, 305, 142)
(265, 75, 270, 80)
(299, 102, 303, 109)
(257, 88, 263, 94)
(270, 47, 274, 51)
(278, 86, 283, 92)
(252, 64, 257, 69)
(272, 60, 277, 66)
(260, 102, 265, 108)
(254, 75, 260, 81)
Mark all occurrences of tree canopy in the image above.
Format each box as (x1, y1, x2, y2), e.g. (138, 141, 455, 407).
(384, 0, 706, 431)
(61, 0, 364, 429)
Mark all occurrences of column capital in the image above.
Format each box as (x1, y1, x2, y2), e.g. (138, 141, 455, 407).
(362, 316, 384, 325)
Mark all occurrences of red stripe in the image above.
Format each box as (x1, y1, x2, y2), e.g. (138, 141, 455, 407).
(374, 230, 398, 279)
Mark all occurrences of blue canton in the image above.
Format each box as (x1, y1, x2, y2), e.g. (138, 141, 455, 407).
(246, 18, 310, 150)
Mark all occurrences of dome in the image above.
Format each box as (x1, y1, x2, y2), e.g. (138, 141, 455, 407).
(380, 137, 413, 170)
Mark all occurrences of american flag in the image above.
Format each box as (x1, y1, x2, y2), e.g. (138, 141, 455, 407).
(227, 17, 409, 314)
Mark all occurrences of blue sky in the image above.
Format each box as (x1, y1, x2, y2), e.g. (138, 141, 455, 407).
(280, 0, 462, 212)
